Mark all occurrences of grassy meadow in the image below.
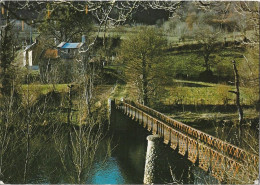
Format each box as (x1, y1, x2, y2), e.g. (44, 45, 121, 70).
(110, 79, 258, 124)
(18, 83, 114, 125)
(94, 25, 255, 47)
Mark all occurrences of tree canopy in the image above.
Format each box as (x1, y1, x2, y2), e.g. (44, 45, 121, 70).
(38, 3, 93, 44)
(119, 27, 167, 105)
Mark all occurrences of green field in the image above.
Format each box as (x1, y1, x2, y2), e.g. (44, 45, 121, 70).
(111, 79, 257, 106)
(165, 79, 257, 106)
(110, 79, 258, 124)
(94, 25, 255, 45)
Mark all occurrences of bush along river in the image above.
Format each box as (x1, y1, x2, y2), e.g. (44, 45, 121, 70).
(1, 107, 220, 184)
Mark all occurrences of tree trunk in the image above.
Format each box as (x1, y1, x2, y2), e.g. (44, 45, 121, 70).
(142, 58, 148, 105)
(24, 81, 31, 183)
(23, 121, 30, 183)
(204, 54, 210, 71)
(67, 85, 72, 124)
(232, 60, 243, 125)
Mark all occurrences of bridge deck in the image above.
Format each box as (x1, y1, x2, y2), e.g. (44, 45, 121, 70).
(115, 99, 259, 183)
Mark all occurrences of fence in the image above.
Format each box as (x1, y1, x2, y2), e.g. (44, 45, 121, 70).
(115, 99, 259, 183)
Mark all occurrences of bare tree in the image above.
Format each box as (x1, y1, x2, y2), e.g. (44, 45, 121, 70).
(229, 61, 243, 124)
(0, 13, 23, 181)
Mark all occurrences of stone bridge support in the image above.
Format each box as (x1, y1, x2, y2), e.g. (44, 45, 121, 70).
(143, 135, 162, 184)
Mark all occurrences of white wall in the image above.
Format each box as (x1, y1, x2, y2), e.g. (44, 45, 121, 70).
(23, 51, 27, 66)
(28, 50, 33, 66)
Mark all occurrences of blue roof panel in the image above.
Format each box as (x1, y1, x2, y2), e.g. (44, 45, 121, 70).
(62, 43, 82, 49)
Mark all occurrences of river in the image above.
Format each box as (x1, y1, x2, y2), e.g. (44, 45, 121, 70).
(86, 109, 218, 184)
(1, 109, 218, 184)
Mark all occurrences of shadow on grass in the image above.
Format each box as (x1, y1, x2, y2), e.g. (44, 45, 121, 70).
(157, 104, 254, 113)
(175, 82, 211, 88)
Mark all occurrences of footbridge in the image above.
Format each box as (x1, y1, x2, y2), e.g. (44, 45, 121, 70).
(114, 99, 259, 183)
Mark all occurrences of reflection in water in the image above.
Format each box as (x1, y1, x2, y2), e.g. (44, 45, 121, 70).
(1, 108, 221, 184)
(105, 109, 194, 184)
(106, 109, 219, 184)
(87, 157, 125, 184)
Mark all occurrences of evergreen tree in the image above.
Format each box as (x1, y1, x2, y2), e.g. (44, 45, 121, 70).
(0, 18, 16, 96)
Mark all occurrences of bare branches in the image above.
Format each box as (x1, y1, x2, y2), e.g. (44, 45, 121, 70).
(1, 1, 139, 26)
(143, 1, 182, 13)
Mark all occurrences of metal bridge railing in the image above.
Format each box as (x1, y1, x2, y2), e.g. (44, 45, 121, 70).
(115, 99, 259, 183)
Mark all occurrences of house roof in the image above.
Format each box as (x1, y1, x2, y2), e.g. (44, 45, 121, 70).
(43, 49, 58, 59)
(57, 42, 84, 49)
(57, 42, 66, 48)
(24, 42, 37, 51)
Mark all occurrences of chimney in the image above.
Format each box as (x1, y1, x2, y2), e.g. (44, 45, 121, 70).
(82, 35, 85, 43)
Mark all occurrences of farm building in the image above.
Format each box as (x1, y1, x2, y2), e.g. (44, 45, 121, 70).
(57, 35, 86, 59)
(23, 42, 38, 68)
(43, 49, 58, 60)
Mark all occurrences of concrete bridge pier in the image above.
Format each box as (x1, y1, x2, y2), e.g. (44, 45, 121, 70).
(143, 135, 162, 184)
(108, 98, 115, 125)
